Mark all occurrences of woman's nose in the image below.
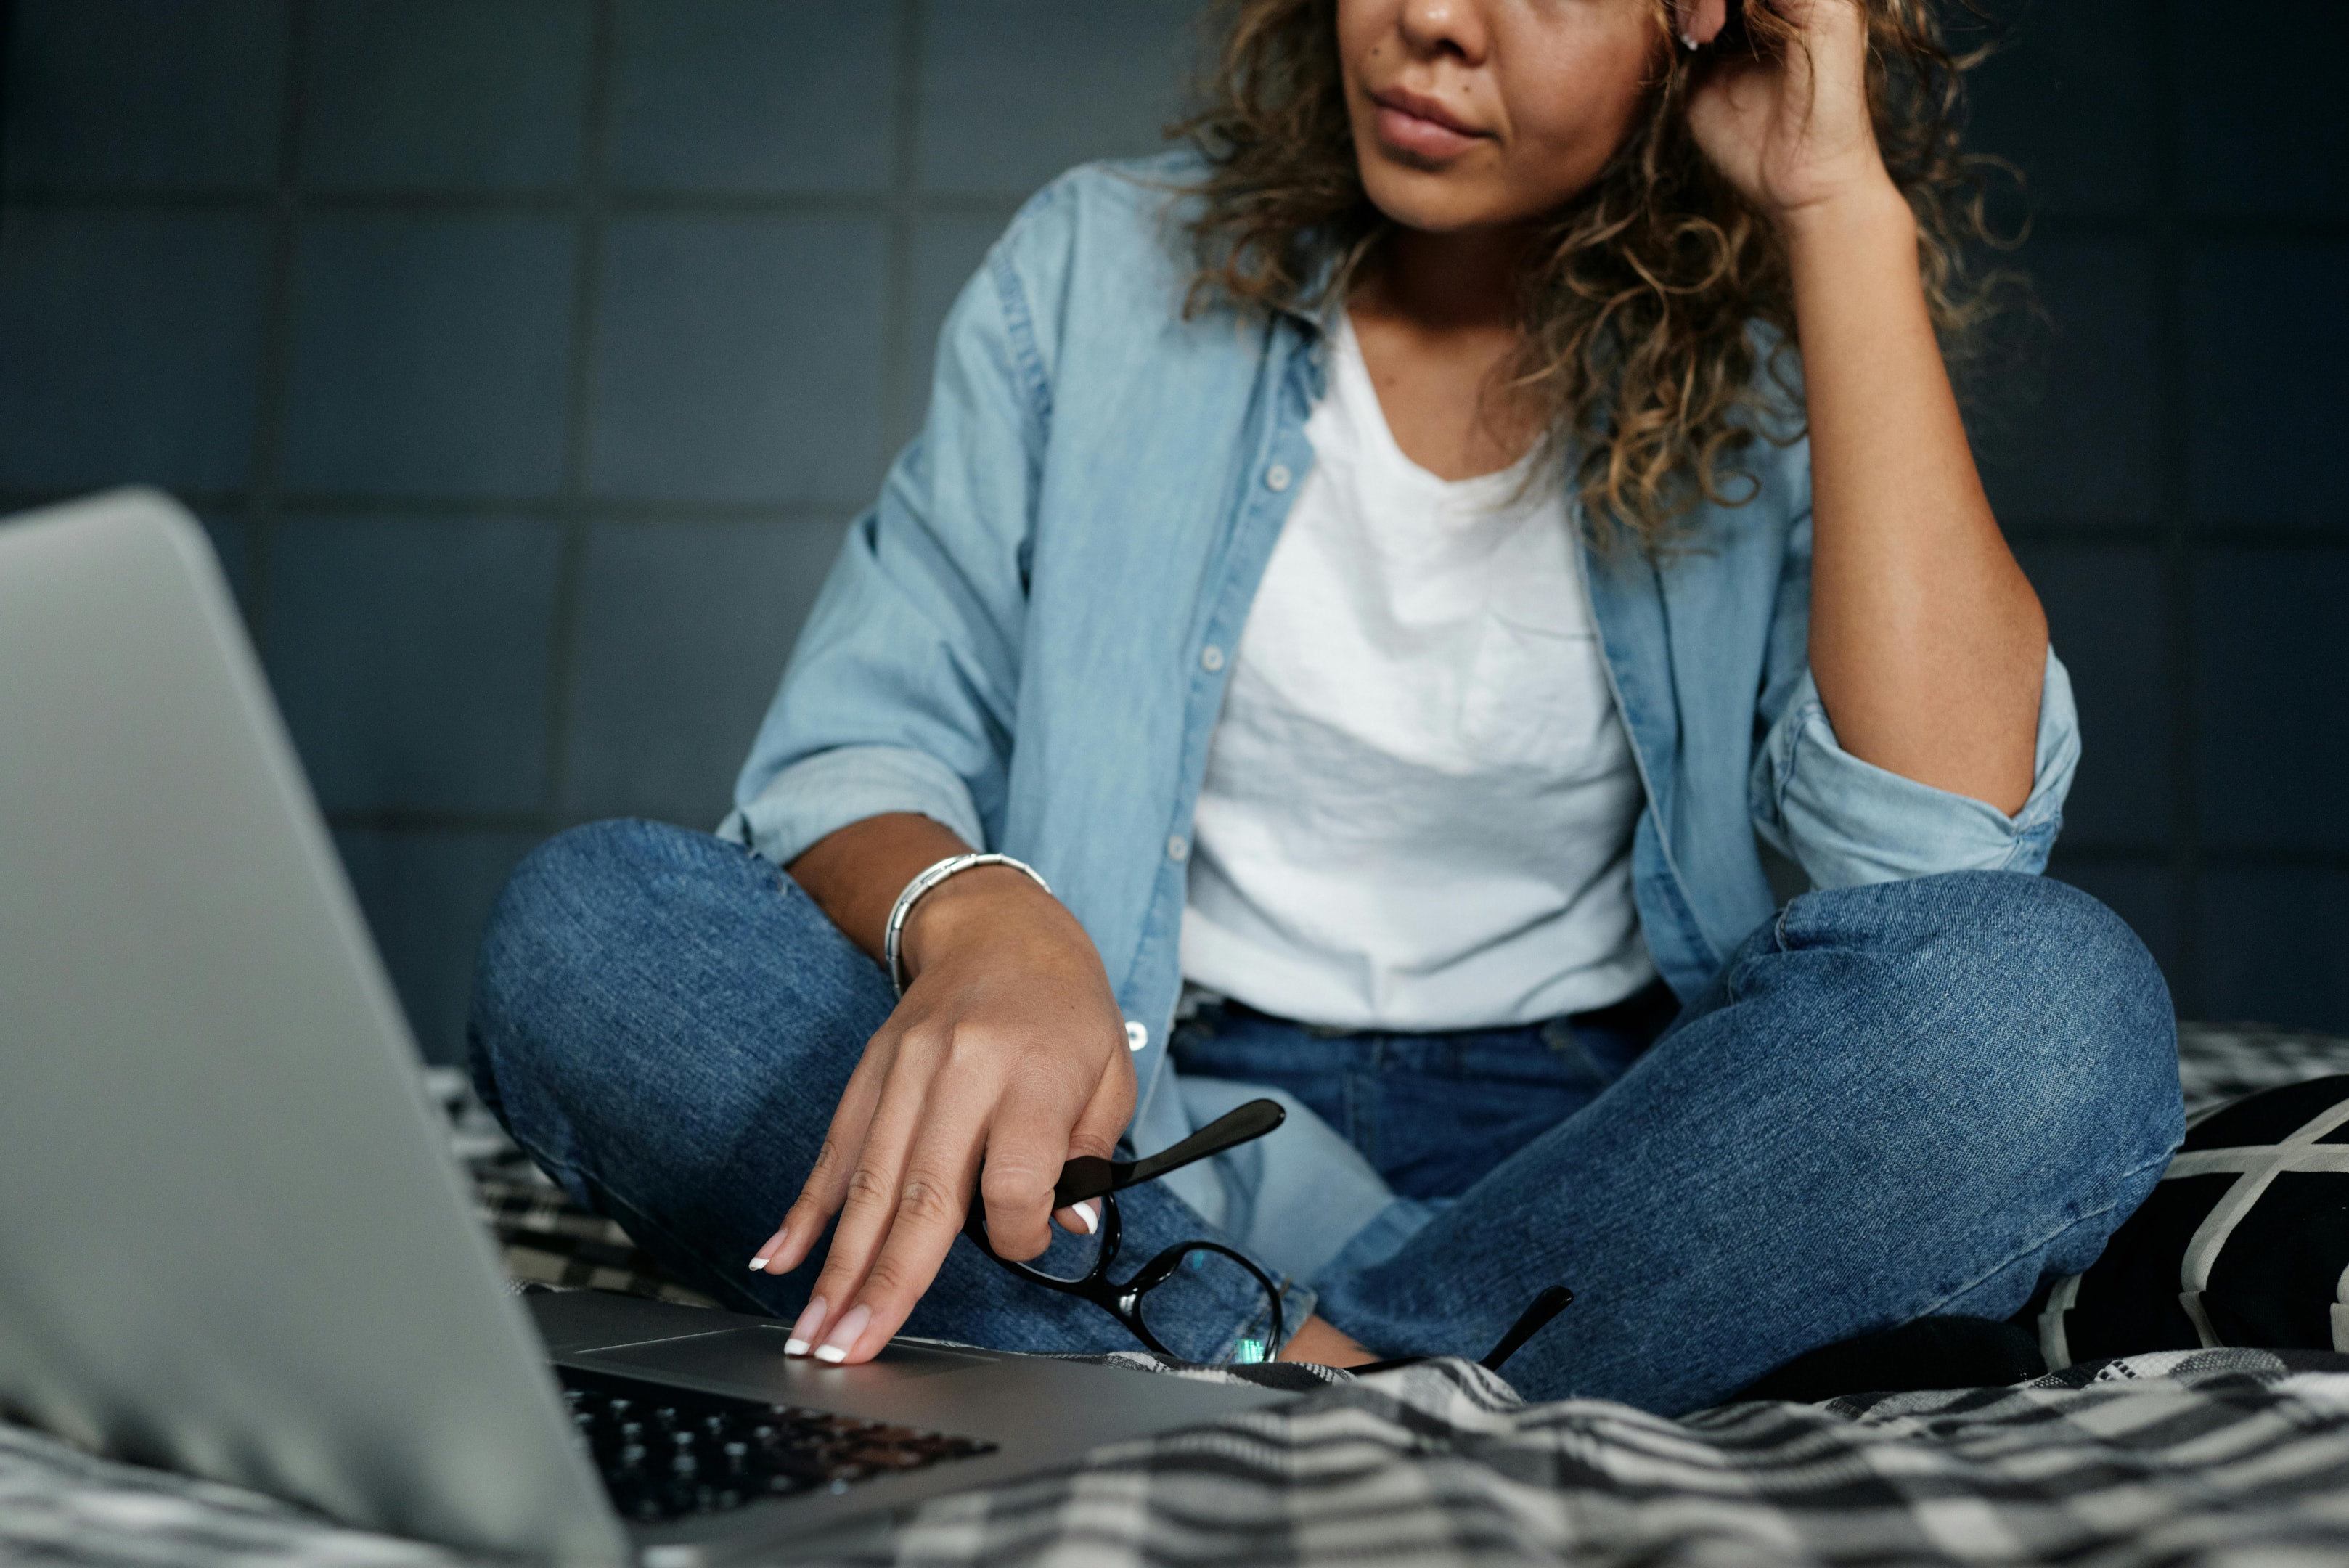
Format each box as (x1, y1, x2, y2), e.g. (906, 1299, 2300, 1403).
(1394, 0, 1490, 65)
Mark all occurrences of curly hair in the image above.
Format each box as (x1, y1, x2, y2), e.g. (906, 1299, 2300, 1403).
(1174, 0, 2013, 550)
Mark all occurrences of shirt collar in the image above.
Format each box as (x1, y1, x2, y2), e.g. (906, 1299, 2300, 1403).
(1270, 243, 1347, 338)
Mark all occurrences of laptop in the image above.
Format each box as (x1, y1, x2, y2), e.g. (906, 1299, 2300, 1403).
(0, 490, 1295, 1565)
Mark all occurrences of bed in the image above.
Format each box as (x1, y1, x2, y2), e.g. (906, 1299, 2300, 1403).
(7, 1021, 2347, 1567)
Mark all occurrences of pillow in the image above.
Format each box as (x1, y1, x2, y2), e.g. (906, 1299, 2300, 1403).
(2039, 1075, 2349, 1370)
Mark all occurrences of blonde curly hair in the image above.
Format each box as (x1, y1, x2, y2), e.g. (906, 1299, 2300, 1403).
(1175, 0, 2013, 549)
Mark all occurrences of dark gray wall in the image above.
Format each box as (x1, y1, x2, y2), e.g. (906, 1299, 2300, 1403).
(1962, 0, 2347, 1035)
(1, 1, 2339, 1058)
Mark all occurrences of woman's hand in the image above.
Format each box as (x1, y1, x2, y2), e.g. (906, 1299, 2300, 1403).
(1675, 0, 1894, 227)
(754, 825, 1137, 1365)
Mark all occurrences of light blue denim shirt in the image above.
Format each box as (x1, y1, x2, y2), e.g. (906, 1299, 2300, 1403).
(720, 152, 2079, 1167)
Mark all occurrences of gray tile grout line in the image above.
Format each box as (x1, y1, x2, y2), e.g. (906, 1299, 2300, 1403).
(324, 809, 555, 836)
(2003, 524, 2326, 547)
(2152, 0, 2199, 1011)
(2028, 212, 2349, 245)
(2056, 846, 2349, 869)
(0, 1, 16, 220)
(0, 184, 1030, 219)
(240, 0, 314, 654)
(883, 0, 927, 451)
(0, 486, 865, 522)
(537, 0, 618, 842)
(2006, 525, 2349, 549)
(2048, 845, 2180, 867)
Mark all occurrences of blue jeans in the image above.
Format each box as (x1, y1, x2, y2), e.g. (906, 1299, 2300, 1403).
(468, 820, 2182, 1416)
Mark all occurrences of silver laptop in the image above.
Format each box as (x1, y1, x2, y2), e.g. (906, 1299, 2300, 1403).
(0, 490, 1293, 1565)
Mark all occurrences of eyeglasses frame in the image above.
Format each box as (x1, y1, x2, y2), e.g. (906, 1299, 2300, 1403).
(961, 1098, 1291, 1362)
(958, 1095, 1574, 1374)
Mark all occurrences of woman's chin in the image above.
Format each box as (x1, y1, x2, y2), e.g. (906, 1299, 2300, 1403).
(1361, 181, 1490, 237)
(1356, 157, 1553, 240)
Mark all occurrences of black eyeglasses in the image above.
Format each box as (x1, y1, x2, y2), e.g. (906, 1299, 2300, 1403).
(963, 1098, 1293, 1364)
(965, 1099, 1577, 1375)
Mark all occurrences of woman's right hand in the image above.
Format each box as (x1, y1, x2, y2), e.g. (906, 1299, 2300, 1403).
(749, 836, 1137, 1365)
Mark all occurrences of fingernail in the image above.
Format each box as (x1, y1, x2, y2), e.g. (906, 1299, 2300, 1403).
(748, 1256, 768, 1272)
(784, 1295, 827, 1357)
(1074, 1200, 1099, 1236)
(812, 1304, 871, 1363)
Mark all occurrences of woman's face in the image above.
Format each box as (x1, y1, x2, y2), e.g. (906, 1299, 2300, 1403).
(1337, 0, 1663, 234)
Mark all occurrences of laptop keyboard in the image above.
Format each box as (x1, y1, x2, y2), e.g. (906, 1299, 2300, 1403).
(556, 1364, 997, 1522)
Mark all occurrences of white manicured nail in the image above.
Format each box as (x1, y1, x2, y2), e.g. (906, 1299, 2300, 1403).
(813, 1304, 870, 1364)
(1074, 1201, 1099, 1235)
(784, 1296, 826, 1357)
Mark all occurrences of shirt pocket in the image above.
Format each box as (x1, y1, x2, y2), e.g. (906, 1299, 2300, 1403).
(1458, 608, 1630, 778)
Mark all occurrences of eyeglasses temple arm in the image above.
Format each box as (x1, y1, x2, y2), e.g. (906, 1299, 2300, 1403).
(1051, 1098, 1287, 1206)
(1479, 1285, 1574, 1372)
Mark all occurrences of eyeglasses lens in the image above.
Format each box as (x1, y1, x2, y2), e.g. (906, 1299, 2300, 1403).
(1132, 1245, 1281, 1365)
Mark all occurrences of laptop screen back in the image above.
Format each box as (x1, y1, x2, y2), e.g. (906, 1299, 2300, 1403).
(0, 491, 624, 1564)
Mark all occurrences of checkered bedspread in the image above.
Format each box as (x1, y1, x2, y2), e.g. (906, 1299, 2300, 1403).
(9, 1347, 2349, 1566)
(6, 1020, 2348, 1567)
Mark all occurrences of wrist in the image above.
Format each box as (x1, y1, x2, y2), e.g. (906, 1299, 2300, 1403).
(896, 863, 1051, 986)
(1776, 171, 1911, 256)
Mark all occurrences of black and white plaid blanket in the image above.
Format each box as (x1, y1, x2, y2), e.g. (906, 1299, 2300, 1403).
(8, 1347, 2349, 1566)
(7, 1021, 2349, 1567)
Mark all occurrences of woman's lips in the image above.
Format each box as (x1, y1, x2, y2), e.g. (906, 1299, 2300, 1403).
(1370, 89, 1488, 161)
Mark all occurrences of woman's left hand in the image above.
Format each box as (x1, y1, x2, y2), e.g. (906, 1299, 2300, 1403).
(1674, 0, 1893, 226)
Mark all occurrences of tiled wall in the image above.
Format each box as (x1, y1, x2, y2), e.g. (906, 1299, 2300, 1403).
(2, 1, 2339, 1057)
(1960, 0, 2348, 1036)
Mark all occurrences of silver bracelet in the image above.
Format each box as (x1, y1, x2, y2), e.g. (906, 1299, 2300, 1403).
(883, 852, 1053, 997)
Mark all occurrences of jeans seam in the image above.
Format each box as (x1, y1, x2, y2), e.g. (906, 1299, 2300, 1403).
(1346, 1069, 1376, 1169)
(1908, 1147, 2177, 1322)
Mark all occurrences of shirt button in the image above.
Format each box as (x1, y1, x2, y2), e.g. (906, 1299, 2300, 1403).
(1166, 834, 1189, 863)
(1200, 645, 1225, 673)
(1124, 1021, 1149, 1053)
(1264, 462, 1292, 493)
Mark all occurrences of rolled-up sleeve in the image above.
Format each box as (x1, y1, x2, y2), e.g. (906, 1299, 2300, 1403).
(722, 743, 989, 870)
(716, 194, 1063, 869)
(1751, 649, 2080, 889)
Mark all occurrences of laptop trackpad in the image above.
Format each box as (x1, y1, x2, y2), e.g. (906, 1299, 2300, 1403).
(575, 1328, 986, 1402)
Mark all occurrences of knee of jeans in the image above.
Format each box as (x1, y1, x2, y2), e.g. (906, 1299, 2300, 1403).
(1914, 873, 2183, 1184)
(467, 819, 704, 1122)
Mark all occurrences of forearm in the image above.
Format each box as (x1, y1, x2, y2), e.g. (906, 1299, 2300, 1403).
(785, 812, 973, 967)
(1788, 181, 2047, 816)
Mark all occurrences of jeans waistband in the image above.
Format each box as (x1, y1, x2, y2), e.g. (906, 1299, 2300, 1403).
(1210, 976, 1680, 1049)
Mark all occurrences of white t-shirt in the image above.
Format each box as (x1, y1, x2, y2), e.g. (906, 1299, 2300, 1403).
(1179, 314, 1654, 1031)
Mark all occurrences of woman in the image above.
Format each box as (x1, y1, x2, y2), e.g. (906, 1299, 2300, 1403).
(471, 0, 2182, 1414)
